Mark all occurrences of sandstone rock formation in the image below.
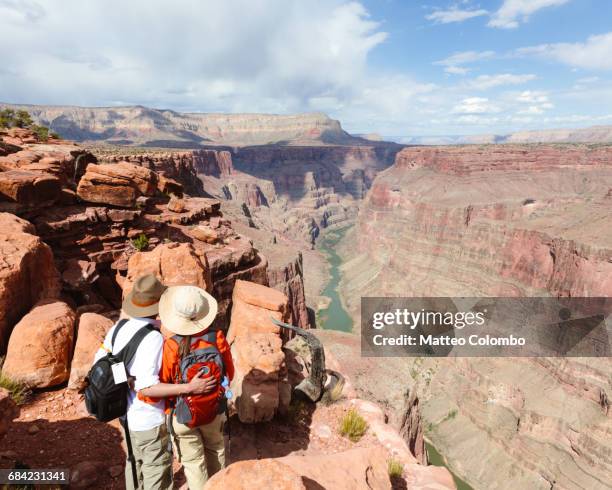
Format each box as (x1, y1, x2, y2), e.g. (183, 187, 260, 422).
(0, 125, 278, 329)
(76, 162, 158, 207)
(339, 144, 612, 489)
(67, 313, 113, 390)
(279, 448, 392, 490)
(204, 459, 306, 490)
(0, 388, 19, 441)
(227, 280, 291, 423)
(3, 301, 75, 388)
(0, 213, 60, 351)
(121, 242, 212, 294)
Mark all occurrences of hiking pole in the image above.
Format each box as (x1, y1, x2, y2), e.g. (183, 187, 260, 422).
(121, 416, 139, 489)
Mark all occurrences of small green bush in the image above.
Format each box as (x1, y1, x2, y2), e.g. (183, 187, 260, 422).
(31, 125, 50, 142)
(0, 368, 30, 405)
(387, 458, 404, 478)
(131, 233, 149, 251)
(339, 408, 368, 442)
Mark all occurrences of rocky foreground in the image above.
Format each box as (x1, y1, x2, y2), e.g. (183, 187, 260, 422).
(338, 145, 612, 489)
(0, 127, 453, 489)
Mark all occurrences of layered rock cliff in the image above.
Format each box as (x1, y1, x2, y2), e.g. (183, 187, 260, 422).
(200, 144, 400, 243)
(339, 145, 612, 489)
(0, 104, 369, 147)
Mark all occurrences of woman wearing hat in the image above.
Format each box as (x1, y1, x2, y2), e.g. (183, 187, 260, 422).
(156, 285, 235, 490)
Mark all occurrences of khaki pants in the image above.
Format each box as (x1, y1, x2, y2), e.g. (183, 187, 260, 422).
(124, 424, 173, 490)
(171, 414, 226, 489)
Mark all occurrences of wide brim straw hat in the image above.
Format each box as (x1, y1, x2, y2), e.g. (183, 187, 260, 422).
(122, 274, 167, 318)
(158, 285, 218, 336)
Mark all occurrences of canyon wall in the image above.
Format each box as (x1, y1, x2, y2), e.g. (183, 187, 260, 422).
(339, 145, 612, 489)
(200, 145, 400, 243)
(1, 104, 369, 147)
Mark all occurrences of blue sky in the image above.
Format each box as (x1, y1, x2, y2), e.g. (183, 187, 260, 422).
(1, 0, 611, 139)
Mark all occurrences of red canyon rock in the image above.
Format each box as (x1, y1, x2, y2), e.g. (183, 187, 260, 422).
(122, 242, 212, 294)
(204, 459, 305, 490)
(76, 161, 158, 207)
(68, 313, 113, 390)
(3, 301, 75, 388)
(0, 213, 60, 351)
(0, 170, 61, 207)
(227, 280, 291, 423)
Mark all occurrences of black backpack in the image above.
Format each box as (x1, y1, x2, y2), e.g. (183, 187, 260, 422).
(84, 319, 156, 422)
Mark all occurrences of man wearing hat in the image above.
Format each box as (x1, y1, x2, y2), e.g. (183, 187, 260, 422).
(154, 284, 235, 490)
(94, 275, 215, 490)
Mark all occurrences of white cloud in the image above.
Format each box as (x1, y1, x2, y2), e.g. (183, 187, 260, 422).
(426, 7, 488, 24)
(576, 76, 600, 84)
(467, 73, 537, 90)
(452, 97, 501, 114)
(444, 66, 470, 75)
(515, 90, 553, 115)
(434, 50, 495, 75)
(0, 0, 387, 115)
(516, 32, 612, 70)
(488, 0, 570, 29)
(516, 90, 550, 103)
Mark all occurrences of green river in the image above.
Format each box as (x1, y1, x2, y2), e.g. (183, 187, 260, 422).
(316, 226, 354, 332)
(317, 227, 474, 490)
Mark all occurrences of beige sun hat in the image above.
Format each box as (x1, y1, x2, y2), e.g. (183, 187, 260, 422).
(158, 285, 218, 336)
(122, 274, 167, 318)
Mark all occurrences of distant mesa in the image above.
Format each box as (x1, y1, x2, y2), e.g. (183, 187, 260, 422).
(405, 125, 612, 145)
(0, 103, 383, 148)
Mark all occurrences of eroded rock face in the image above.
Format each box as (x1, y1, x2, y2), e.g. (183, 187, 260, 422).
(267, 252, 309, 329)
(0, 213, 60, 351)
(199, 145, 400, 243)
(227, 280, 291, 423)
(76, 162, 158, 207)
(3, 300, 76, 388)
(340, 144, 612, 489)
(67, 313, 113, 390)
(399, 389, 427, 465)
(0, 388, 19, 441)
(121, 242, 212, 294)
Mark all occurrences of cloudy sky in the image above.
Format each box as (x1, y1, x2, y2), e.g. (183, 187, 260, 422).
(1, 0, 611, 139)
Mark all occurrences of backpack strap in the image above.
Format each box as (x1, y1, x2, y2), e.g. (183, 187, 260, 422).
(110, 318, 130, 350)
(115, 323, 157, 371)
(202, 329, 217, 344)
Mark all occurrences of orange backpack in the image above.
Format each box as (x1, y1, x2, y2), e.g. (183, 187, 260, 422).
(172, 330, 226, 427)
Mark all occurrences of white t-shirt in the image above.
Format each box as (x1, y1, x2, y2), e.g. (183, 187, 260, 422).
(94, 318, 165, 432)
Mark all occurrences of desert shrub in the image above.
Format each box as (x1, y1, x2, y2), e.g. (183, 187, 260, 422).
(339, 408, 368, 442)
(0, 367, 30, 405)
(388, 458, 404, 478)
(0, 109, 58, 142)
(0, 108, 16, 128)
(131, 233, 149, 251)
(31, 125, 50, 142)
